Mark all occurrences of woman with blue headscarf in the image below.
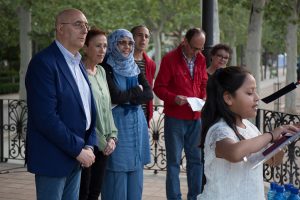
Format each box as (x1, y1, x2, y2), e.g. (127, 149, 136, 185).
(101, 29, 153, 200)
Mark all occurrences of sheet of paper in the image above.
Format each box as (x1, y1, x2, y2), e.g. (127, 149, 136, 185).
(187, 97, 205, 112)
(111, 104, 118, 109)
(249, 131, 300, 169)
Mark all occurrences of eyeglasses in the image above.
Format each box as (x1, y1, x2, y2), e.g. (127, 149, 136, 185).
(61, 21, 90, 30)
(117, 40, 134, 47)
(188, 42, 204, 51)
(216, 54, 229, 60)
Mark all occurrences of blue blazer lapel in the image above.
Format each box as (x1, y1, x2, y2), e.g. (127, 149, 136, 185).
(50, 42, 85, 113)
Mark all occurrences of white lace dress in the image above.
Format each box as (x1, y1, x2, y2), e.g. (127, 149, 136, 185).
(197, 119, 265, 200)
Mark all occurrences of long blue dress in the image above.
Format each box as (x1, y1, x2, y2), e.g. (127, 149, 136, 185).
(101, 66, 152, 200)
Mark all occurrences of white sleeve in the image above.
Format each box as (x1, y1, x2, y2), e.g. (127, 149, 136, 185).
(204, 122, 239, 164)
(206, 123, 238, 149)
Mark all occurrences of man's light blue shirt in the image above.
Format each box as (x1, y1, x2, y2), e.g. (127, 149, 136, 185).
(55, 40, 92, 130)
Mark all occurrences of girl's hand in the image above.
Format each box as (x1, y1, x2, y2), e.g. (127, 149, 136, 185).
(271, 124, 300, 142)
(103, 138, 116, 156)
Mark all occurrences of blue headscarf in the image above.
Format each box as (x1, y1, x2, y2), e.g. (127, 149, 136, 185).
(106, 29, 140, 77)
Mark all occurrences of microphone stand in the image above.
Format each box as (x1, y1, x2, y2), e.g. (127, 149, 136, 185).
(261, 81, 300, 104)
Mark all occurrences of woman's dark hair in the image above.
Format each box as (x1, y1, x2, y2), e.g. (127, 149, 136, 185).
(85, 28, 106, 46)
(130, 25, 150, 36)
(200, 66, 251, 148)
(210, 43, 233, 56)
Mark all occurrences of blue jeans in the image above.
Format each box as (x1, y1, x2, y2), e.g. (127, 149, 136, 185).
(35, 165, 81, 200)
(164, 116, 203, 200)
(101, 167, 143, 200)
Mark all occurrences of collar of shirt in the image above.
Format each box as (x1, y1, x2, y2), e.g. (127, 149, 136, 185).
(55, 40, 82, 66)
(182, 49, 196, 65)
(55, 40, 92, 130)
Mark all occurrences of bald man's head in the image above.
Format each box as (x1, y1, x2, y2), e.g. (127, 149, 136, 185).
(55, 8, 83, 27)
(54, 8, 88, 54)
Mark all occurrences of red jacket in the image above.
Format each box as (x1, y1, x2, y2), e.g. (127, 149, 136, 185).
(153, 45, 207, 120)
(143, 52, 156, 124)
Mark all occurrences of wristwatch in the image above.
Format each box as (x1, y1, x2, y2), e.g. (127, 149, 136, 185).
(84, 145, 94, 152)
(110, 137, 118, 143)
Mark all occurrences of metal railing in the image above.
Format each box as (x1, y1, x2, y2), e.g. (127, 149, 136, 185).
(1, 99, 300, 187)
(256, 109, 300, 187)
(144, 105, 186, 174)
(0, 99, 27, 162)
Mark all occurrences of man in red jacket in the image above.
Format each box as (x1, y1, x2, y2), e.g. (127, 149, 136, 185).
(131, 25, 156, 125)
(153, 28, 207, 200)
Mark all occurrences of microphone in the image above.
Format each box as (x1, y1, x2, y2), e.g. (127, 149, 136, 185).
(261, 82, 299, 104)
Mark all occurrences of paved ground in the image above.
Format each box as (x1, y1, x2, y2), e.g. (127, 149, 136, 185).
(0, 162, 187, 200)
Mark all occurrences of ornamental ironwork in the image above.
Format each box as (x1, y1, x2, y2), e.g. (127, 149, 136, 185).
(0, 99, 27, 162)
(257, 109, 300, 187)
(145, 105, 186, 173)
(1, 100, 300, 188)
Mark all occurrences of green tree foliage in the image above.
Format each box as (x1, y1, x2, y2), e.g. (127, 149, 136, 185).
(218, 0, 250, 65)
(0, 0, 202, 69)
(5, 0, 177, 52)
(1, 0, 299, 67)
(218, 0, 249, 46)
(263, 0, 293, 54)
(130, 0, 201, 53)
(165, 0, 202, 46)
(0, 1, 20, 69)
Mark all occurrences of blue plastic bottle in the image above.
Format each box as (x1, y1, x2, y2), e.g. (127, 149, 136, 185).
(287, 187, 300, 200)
(268, 182, 278, 200)
(284, 184, 293, 199)
(274, 185, 286, 200)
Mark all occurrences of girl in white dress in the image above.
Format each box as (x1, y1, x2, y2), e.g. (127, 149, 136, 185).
(197, 66, 300, 200)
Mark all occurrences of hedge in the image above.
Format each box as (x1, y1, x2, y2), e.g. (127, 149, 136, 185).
(0, 83, 19, 94)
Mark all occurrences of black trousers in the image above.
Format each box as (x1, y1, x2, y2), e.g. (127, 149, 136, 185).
(79, 149, 108, 200)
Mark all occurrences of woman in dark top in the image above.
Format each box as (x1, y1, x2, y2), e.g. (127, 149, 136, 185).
(101, 29, 153, 200)
(207, 43, 232, 76)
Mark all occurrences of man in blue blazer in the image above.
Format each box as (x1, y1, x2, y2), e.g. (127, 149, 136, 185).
(25, 8, 97, 200)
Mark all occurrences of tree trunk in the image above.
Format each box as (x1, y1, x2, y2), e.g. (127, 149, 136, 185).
(228, 31, 237, 66)
(18, 6, 32, 100)
(213, 0, 220, 44)
(245, 0, 265, 95)
(152, 30, 161, 77)
(284, 0, 298, 113)
(152, 29, 162, 105)
(199, 0, 202, 27)
(230, 45, 237, 66)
